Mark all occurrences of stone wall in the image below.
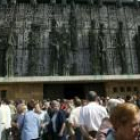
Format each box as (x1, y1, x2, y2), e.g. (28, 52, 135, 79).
(0, 3, 140, 76)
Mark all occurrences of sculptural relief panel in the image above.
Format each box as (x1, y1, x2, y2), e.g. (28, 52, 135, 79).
(0, 4, 140, 76)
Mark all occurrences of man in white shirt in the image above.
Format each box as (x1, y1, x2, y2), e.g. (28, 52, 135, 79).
(68, 97, 82, 140)
(79, 91, 108, 140)
(0, 99, 11, 140)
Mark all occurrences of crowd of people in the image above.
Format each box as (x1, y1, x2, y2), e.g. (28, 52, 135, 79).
(0, 91, 140, 140)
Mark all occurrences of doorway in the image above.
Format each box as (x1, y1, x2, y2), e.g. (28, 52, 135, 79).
(64, 84, 85, 99)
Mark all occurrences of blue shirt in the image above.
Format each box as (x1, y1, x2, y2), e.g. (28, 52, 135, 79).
(20, 111, 40, 140)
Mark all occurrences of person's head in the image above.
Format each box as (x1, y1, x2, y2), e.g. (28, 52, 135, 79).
(34, 102, 41, 114)
(73, 97, 82, 107)
(51, 100, 60, 113)
(42, 101, 50, 110)
(125, 95, 133, 103)
(107, 98, 123, 115)
(86, 91, 98, 102)
(27, 99, 35, 110)
(17, 103, 26, 114)
(110, 103, 140, 140)
(1, 98, 9, 105)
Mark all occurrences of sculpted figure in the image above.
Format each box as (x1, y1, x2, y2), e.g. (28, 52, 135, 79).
(133, 26, 140, 73)
(58, 24, 70, 75)
(98, 23, 108, 74)
(115, 21, 127, 74)
(0, 26, 8, 76)
(88, 20, 100, 74)
(0, 22, 17, 77)
(6, 29, 17, 77)
(69, 2, 78, 75)
(27, 23, 40, 76)
(48, 18, 59, 75)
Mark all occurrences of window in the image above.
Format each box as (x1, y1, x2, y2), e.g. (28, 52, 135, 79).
(134, 87, 138, 92)
(0, 90, 7, 99)
(113, 87, 118, 92)
(120, 87, 125, 92)
(127, 87, 131, 92)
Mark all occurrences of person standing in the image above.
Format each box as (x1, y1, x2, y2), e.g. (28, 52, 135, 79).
(107, 103, 140, 140)
(68, 97, 83, 140)
(79, 91, 108, 140)
(0, 99, 11, 140)
(18, 100, 40, 140)
(48, 100, 66, 140)
(34, 102, 50, 140)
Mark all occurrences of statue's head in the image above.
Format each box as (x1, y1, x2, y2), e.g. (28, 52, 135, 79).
(51, 18, 57, 30)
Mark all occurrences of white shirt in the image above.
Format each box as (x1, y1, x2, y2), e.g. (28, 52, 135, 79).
(79, 102, 108, 131)
(0, 104, 11, 129)
(37, 111, 46, 122)
(68, 106, 82, 127)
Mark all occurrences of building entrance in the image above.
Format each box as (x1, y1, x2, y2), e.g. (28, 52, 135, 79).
(64, 84, 85, 99)
(43, 82, 105, 100)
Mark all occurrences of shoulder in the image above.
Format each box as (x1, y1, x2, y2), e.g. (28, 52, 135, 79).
(97, 104, 107, 111)
(106, 129, 115, 140)
(58, 110, 65, 115)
